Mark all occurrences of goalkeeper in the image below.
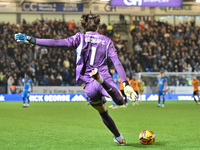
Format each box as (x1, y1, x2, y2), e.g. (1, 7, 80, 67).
(15, 12, 137, 146)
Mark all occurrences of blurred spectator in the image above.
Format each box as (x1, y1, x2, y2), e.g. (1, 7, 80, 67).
(62, 68, 70, 86)
(43, 75, 50, 86)
(119, 14, 125, 22)
(63, 57, 70, 68)
(10, 83, 16, 94)
(56, 73, 62, 86)
(7, 76, 14, 87)
(0, 71, 3, 84)
(50, 75, 55, 86)
(33, 77, 39, 86)
(114, 31, 120, 42)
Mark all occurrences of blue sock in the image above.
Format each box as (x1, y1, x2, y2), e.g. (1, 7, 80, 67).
(27, 97, 30, 104)
(112, 101, 115, 106)
(158, 97, 160, 104)
(163, 97, 165, 105)
(23, 97, 26, 104)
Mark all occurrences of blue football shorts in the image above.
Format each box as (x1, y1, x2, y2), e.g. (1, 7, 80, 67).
(22, 91, 30, 98)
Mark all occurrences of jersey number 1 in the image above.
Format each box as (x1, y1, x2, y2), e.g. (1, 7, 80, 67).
(90, 47, 97, 65)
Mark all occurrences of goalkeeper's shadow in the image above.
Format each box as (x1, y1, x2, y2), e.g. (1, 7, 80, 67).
(125, 141, 166, 148)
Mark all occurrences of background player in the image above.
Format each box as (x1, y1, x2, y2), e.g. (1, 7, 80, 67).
(156, 71, 167, 107)
(22, 73, 33, 108)
(129, 73, 139, 105)
(139, 78, 145, 101)
(109, 67, 119, 109)
(192, 75, 200, 104)
(14, 12, 137, 145)
(119, 75, 129, 106)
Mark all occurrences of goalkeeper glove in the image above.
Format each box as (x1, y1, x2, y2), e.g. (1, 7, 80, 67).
(14, 33, 36, 44)
(123, 81, 137, 102)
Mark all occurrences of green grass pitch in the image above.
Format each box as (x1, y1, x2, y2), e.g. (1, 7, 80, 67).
(0, 101, 200, 150)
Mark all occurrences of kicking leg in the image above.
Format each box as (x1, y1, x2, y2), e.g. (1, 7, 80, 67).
(90, 68, 124, 105)
(92, 103, 126, 145)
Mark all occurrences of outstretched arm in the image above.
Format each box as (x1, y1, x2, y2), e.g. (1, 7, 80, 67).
(36, 39, 69, 47)
(14, 33, 81, 48)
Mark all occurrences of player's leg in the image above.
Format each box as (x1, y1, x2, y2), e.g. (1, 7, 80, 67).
(121, 90, 128, 105)
(158, 91, 161, 107)
(110, 101, 117, 108)
(197, 92, 200, 103)
(92, 102, 126, 145)
(90, 69, 124, 105)
(26, 92, 30, 108)
(120, 90, 127, 107)
(139, 90, 143, 102)
(133, 91, 138, 106)
(193, 91, 198, 104)
(22, 91, 26, 108)
(135, 91, 139, 105)
(139, 90, 142, 102)
(84, 82, 126, 145)
(162, 95, 165, 107)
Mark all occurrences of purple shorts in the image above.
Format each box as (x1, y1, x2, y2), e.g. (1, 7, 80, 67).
(84, 78, 119, 106)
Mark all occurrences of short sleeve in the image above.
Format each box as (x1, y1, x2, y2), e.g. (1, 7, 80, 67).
(30, 79, 33, 85)
(114, 74, 118, 79)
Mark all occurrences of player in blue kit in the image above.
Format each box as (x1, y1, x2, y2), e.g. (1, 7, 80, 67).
(156, 71, 167, 107)
(22, 73, 33, 108)
(109, 67, 119, 108)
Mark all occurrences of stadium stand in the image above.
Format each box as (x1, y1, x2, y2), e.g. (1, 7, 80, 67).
(0, 18, 199, 86)
(131, 19, 200, 73)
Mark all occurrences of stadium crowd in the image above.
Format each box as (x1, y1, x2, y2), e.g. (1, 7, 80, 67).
(131, 19, 200, 73)
(0, 17, 199, 87)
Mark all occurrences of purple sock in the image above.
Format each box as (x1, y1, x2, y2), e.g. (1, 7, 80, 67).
(102, 80, 124, 105)
(100, 110, 120, 137)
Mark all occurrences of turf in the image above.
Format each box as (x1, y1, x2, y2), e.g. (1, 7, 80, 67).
(0, 101, 199, 150)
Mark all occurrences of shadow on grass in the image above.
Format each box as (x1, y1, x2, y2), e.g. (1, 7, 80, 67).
(125, 141, 166, 148)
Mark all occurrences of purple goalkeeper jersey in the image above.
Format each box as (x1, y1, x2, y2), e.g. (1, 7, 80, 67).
(36, 32, 127, 84)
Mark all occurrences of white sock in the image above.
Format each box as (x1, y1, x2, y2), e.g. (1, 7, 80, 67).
(96, 75, 104, 84)
(27, 104, 29, 106)
(23, 104, 26, 106)
(116, 134, 124, 141)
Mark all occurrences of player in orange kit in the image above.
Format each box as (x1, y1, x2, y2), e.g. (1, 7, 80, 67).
(129, 74, 139, 106)
(119, 76, 129, 106)
(192, 75, 200, 104)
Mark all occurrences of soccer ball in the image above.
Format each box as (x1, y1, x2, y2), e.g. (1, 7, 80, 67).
(139, 130, 155, 145)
